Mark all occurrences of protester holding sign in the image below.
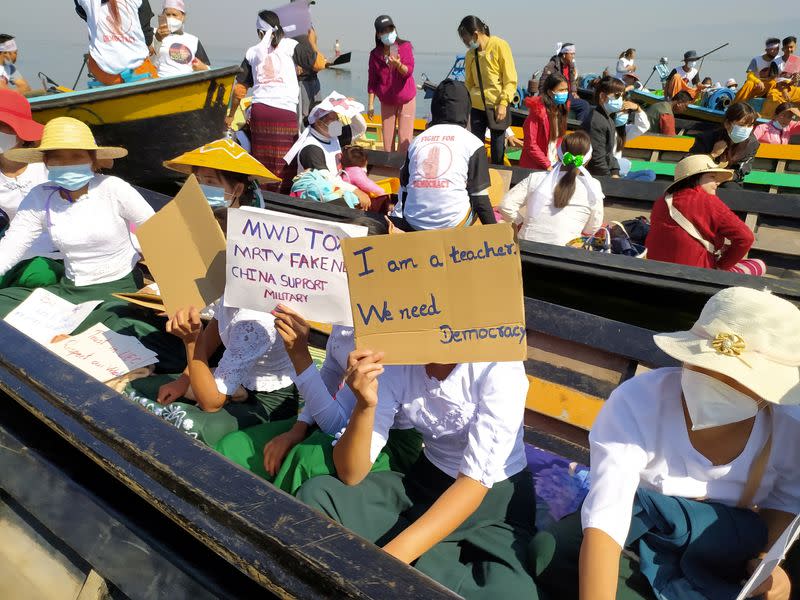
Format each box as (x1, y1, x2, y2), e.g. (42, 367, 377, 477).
(533, 287, 800, 600)
(127, 300, 299, 447)
(0, 117, 153, 317)
(397, 79, 495, 230)
(0, 90, 63, 289)
(163, 137, 279, 209)
(295, 352, 537, 596)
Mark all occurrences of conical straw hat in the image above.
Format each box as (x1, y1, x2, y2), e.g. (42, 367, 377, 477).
(164, 138, 279, 184)
(5, 117, 127, 164)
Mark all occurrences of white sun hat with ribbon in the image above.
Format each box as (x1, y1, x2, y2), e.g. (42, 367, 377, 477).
(653, 287, 800, 405)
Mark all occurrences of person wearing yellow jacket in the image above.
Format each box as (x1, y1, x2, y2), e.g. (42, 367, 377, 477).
(459, 15, 517, 165)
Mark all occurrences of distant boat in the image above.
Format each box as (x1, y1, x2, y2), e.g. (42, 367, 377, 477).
(328, 52, 352, 69)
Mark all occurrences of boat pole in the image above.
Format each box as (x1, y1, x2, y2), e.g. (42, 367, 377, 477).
(72, 55, 88, 90)
(697, 42, 730, 74)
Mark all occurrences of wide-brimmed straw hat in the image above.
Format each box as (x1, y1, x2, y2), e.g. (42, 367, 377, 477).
(5, 117, 127, 164)
(164, 138, 279, 184)
(0, 89, 43, 142)
(665, 154, 733, 193)
(654, 287, 800, 405)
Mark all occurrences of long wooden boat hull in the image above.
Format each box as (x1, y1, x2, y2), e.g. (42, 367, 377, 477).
(28, 66, 239, 191)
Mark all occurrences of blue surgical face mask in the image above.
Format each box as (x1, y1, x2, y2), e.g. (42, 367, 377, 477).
(380, 31, 397, 46)
(48, 164, 95, 191)
(729, 124, 753, 144)
(604, 96, 624, 114)
(552, 91, 569, 105)
(772, 120, 785, 130)
(468, 39, 480, 50)
(199, 183, 229, 208)
(614, 112, 629, 127)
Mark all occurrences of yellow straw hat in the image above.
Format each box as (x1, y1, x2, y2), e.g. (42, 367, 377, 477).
(5, 116, 128, 164)
(665, 154, 733, 193)
(163, 138, 279, 184)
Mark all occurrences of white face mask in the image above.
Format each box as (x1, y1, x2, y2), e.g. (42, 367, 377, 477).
(166, 17, 184, 34)
(327, 120, 343, 138)
(687, 61, 698, 69)
(0, 131, 18, 154)
(681, 368, 759, 431)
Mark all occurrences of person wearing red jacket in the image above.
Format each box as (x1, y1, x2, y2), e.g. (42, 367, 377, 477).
(646, 155, 766, 276)
(520, 73, 568, 170)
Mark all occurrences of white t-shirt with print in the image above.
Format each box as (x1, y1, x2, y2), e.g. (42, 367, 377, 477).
(297, 129, 341, 174)
(581, 368, 800, 548)
(213, 298, 294, 395)
(616, 57, 634, 80)
(402, 124, 487, 230)
(0, 163, 59, 261)
(76, 0, 149, 75)
(246, 36, 300, 113)
(0, 175, 154, 286)
(154, 32, 199, 77)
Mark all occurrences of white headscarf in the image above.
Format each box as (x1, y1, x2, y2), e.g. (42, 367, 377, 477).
(526, 142, 602, 220)
(556, 42, 576, 55)
(0, 39, 18, 53)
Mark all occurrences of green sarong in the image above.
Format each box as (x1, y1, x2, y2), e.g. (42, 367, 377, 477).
(297, 455, 539, 597)
(531, 511, 656, 600)
(215, 422, 422, 496)
(0, 256, 64, 289)
(126, 373, 299, 447)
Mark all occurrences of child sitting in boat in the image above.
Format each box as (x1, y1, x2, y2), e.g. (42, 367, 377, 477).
(533, 286, 800, 600)
(646, 154, 767, 276)
(153, 0, 211, 78)
(0, 35, 32, 95)
(499, 130, 604, 247)
(754, 102, 800, 144)
(294, 348, 538, 597)
(290, 146, 371, 210)
(339, 145, 392, 212)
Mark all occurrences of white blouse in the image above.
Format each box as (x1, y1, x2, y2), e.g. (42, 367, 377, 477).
(582, 368, 800, 548)
(0, 175, 154, 286)
(0, 162, 59, 261)
(297, 325, 353, 426)
(499, 171, 604, 246)
(214, 300, 295, 394)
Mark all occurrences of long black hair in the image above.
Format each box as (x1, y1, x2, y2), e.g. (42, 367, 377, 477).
(553, 131, 591, 209)
(540, 73, 569, 142)
(257, 10, 284, 48)
(457, 15, 490, 40)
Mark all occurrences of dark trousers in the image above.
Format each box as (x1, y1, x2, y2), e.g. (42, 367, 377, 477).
(470, 107, 506, 165)
(569, 97, 593, 132)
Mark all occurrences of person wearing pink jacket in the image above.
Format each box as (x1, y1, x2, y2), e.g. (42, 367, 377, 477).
(754, 102, 800, 144)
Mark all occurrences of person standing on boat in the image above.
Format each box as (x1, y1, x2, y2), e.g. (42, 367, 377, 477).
(586, 76, 626, 178)
(664, 50, 706, 99)
(615, 48, 637, 81)
(74, 0, 158, 86)
(691, 102, 760, 186)
(0, 117, 154, 315)
(645, 155, 766, 276)
(0, 90, 62, 289)
(334, 39, 341, 59)
(539, 43, 593, 132)
(533, 286, 800, 600)
(367, 15, 417, 154)
(754, 102, 800, 144)
(459, 15, 518, 166)
(519, 73, 569, 170)
(396, 79, 495, 230)
(227, 11, 299, 194)
(152, 0, 210, 78)
(293, 28, 324, 126)
(0, 35, 32, 95)
(294, 348, 539, 597)
(644, 91, 692, 136)
(500, 131, 604, 246)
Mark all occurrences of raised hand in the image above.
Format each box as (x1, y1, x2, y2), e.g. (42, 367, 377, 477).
(345, 350, 385, 407)
(166, 307, 203, 342)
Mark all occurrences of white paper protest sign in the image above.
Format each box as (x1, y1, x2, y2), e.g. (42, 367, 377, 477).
(4, 288, 102, 345)
(737, 513, 800, 600)
(48, 324, 158, 382)
(224, 207, 368, 325)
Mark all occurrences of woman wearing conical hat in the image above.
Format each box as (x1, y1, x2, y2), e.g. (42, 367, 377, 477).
(0, 116, 154, 315)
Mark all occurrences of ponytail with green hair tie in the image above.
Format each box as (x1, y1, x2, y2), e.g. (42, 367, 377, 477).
(562, 152, 584, 168)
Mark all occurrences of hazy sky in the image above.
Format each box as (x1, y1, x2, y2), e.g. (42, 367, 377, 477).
(3, 1, 794, 60)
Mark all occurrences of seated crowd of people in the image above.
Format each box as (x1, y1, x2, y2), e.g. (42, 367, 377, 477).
(2, 4, 800, 599)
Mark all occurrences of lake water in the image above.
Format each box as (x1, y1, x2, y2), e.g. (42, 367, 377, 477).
(15, 44, 754, 119)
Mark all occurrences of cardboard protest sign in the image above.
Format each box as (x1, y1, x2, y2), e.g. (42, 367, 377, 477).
(488, 168, 513, 207)
(113, 284, 165, 312)
(49, 324, 158, 382)
(224, 207, 367, 325)
(135, 175, 226, 317)
(341, 223, 526, 364)
(4, 288, 101, 345)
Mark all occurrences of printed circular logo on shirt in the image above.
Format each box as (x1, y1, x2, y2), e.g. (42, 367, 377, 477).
(259, 53, 285, 85)
(168, 43, 193, 64)
(414, 142, 453, 180)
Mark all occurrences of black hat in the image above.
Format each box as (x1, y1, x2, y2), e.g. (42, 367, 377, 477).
(430, 79, 470, 128)
(683, 50, 699, 62)
(374, 15, 395, 32)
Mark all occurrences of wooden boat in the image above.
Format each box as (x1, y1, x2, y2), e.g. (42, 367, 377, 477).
(328, 52, 352, 68)
(28, 66, 240, 191)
